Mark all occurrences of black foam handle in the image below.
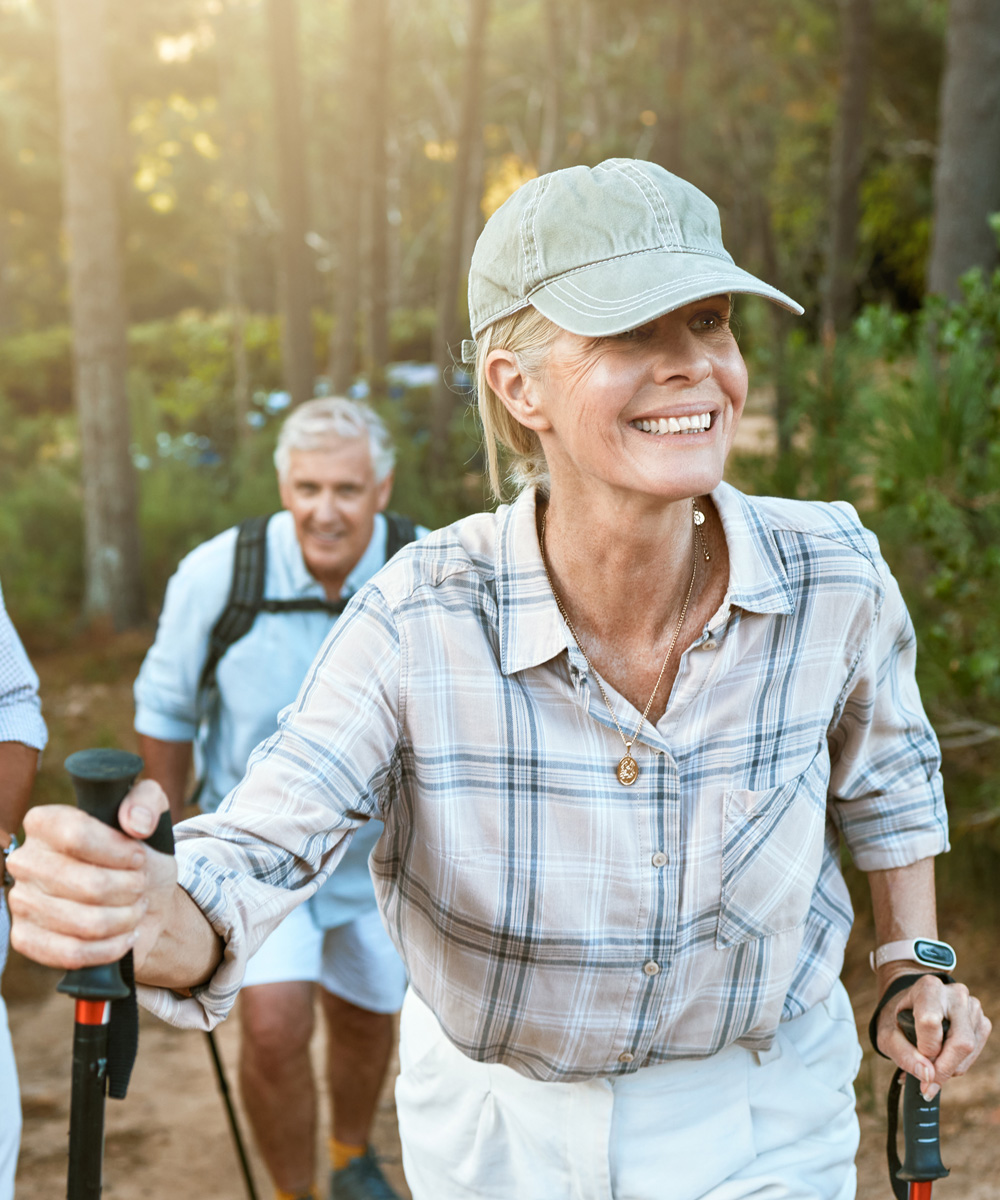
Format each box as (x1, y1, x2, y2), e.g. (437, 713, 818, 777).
(57, 749, 174, 1001)
(896, 1009, 950, 1184)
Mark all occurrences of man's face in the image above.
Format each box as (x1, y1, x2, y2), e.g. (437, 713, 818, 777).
(278, 438, 393, 597)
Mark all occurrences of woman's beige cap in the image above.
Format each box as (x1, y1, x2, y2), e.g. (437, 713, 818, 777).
(468, 158, 803, 339)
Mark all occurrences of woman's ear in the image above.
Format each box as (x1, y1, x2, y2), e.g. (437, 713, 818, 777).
(485, 349, 552, 433)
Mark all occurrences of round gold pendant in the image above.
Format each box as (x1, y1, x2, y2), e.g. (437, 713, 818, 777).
(616, 755, 639, 786)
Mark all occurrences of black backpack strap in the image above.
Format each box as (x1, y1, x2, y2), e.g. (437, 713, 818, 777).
(197, 511, 418, 699)
(198, 515, 271, 696)
(384, 511, 418, 561)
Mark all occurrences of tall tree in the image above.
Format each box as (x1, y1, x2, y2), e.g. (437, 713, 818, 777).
(327, 0, 366, 395)
(430, 0, 491, 459)
(820, 0, 873, 336)
(537, 0, 564, 175)
(365, 0, 391, 398)
(266, 0, 314, 404)
(927, 0, 1000, 299)
(53, 0, 144, 627)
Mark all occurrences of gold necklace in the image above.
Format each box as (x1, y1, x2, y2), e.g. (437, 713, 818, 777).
(540, 501, 708, 786)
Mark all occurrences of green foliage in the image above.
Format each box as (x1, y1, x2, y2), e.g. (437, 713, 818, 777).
(750, 268, 1000, 726)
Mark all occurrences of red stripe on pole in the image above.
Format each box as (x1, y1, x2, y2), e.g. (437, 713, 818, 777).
(909, 1182, 934, 1200)
(75, 999, 110, 1026)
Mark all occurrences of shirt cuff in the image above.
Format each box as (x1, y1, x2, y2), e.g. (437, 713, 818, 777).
(136, 852, 250, 1030)
(134, 706, 199, 743)
(838, 778, 950, 872)
(0, 708, 48, 752)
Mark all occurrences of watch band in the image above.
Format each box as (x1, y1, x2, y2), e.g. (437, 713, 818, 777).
(869, 937, 957, 973)
(2, 833, 18, 887)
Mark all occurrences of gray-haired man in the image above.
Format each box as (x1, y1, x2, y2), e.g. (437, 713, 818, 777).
(134, 398, 424, 1200)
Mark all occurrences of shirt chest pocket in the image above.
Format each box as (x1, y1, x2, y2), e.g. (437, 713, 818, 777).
(716, 752, 828, 948)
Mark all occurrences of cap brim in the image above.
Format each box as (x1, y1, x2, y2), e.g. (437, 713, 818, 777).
(526, 249, 803, 336)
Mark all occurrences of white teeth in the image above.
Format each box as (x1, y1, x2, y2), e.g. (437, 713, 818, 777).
(631, 412, 713, 435)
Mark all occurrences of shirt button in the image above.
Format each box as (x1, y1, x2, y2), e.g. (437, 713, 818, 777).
(643, 960, 660, 976)
(618, 1051, 634, 1064)
(703, 637, 718, 649)
(651, 851, 668, 868)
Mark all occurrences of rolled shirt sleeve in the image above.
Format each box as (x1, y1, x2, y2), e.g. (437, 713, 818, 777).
(133, 532, 235, 743)
(0, 581, 48, 754)
(828, 562, 948, 871)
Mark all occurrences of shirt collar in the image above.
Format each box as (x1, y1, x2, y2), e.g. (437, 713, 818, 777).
(495, 489, 569, 676)
(711, 482, 795, 615)
(282, 510, 388, 600)
(495, 483, 795, 678)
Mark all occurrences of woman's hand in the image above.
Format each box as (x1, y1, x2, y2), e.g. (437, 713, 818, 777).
(876, 972, 992, 1099)
(7, 780, 178, 976)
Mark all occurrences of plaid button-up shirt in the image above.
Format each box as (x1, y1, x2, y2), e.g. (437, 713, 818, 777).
(144, 484, 947, 1083)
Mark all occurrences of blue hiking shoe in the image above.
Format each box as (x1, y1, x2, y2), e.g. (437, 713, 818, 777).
(328, 1149, 403, 1200)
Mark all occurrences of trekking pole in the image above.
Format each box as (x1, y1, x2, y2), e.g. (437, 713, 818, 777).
(204, 1029, 260, 1200)
(886, 1009, 950, 1200)
(56, 748, 174, 1200)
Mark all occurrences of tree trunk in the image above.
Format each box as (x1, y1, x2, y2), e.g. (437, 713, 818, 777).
(820, 0, 873, 337)
(927, 0, 1000, 299)
(327, 0, 366, 395)
(537, 0, 563, 175)
(217, 0, 251, 451)
(54, 0, 144, 628)
(430, 0, 491, 460)
(365, 0, 391, 400)
(265, 0, 314, 405)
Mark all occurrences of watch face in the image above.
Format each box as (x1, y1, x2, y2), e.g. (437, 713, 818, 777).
(914, 939, 957, 970)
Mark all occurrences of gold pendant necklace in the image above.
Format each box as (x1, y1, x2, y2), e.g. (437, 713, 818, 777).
(540, 500, 709, 786)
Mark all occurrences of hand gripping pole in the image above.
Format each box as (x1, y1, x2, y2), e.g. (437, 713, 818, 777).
(57, 748, 174, 1200)
(887, 1009, 950, 1200)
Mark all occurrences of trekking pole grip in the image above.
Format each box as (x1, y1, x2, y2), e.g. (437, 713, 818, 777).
(896, 1009, 950, 1188)
(56, 749, 174, 1001)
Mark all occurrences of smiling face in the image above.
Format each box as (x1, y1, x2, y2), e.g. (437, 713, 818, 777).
(277, 438, 393, 597)
(497, 296, 748, 509)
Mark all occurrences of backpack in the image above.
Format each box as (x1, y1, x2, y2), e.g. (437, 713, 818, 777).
(197, 510, 418, 698)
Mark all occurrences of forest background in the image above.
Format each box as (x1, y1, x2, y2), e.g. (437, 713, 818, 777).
(0, 0, 999, 908)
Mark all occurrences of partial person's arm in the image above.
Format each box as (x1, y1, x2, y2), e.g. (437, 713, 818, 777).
(827, 560, 990, 1092)
(0, 580, 48, 850)
(0, 741, 39, 849)
(12, 580, 404, 1027)
(868, 858, 991, 1098)
(138, 734, 193, 824)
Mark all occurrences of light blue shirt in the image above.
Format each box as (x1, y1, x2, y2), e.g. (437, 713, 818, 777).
(134, 510, 426, 928)
(1, 577, 48, 975)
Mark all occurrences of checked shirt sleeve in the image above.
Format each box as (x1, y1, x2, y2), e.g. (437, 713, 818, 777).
(0, 580, 47, 754)
(827, 563, 948, 871)
(139, 582, 404, 1030)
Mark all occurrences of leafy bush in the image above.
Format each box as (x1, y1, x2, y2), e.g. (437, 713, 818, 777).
(744, 266, 1000, 809)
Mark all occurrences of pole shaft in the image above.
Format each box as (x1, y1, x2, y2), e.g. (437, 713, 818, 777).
(66, 1001, 110, 1200)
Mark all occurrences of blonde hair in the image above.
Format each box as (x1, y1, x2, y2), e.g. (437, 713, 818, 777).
(473, 306, 561, 501)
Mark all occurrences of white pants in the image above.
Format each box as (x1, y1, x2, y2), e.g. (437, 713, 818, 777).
(242, 902, 408, 1014)
(1, 898, 20, 1200)
(395, 981, 862, 1200)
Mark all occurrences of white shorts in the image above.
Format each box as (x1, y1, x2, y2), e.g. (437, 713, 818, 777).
(395, 980, 862, 1200)
(242, 902, 407, 1014)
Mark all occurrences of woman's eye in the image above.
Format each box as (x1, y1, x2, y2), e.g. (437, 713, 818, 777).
(691, 311, 729, 332)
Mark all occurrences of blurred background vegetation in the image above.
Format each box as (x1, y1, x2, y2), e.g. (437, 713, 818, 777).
(0, 0, 998, 880)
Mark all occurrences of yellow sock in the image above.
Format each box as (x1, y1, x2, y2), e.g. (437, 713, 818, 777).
(274, 1187, 318, 1200)
(330, 1137, 367, 1171)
